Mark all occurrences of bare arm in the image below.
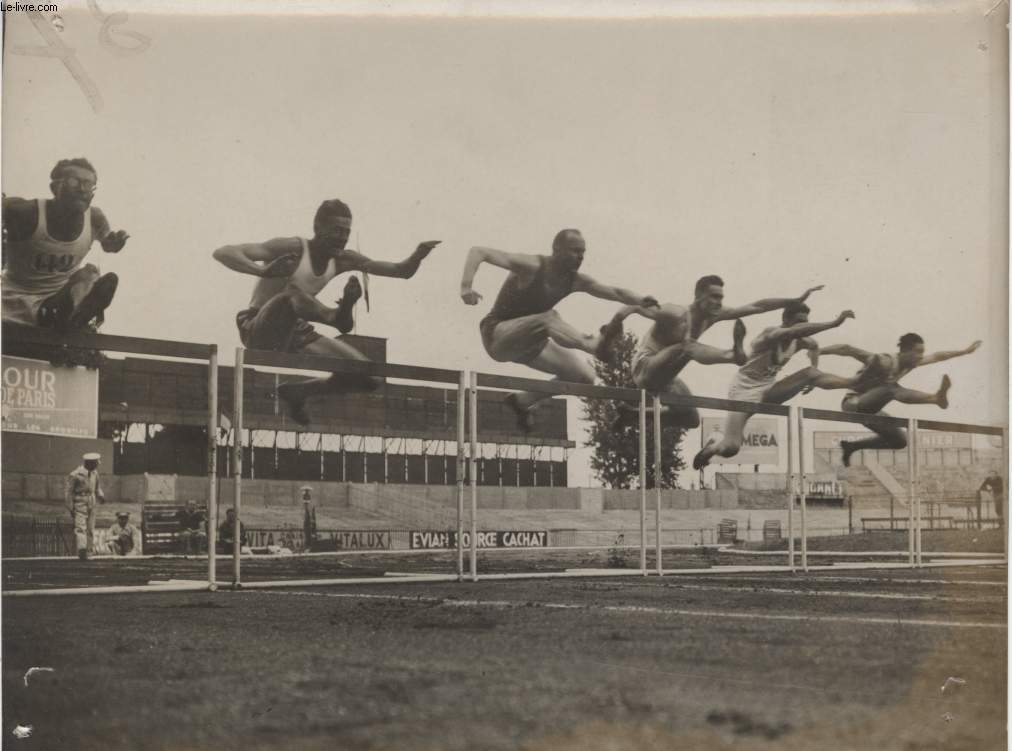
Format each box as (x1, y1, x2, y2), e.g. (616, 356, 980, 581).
(611, 304, 663, 322)
(212, 237, 302, 277)
(3, 197, 37, 243)
(798, 337, 820, 367)
(573, 273, 658, 307)
(715, 285, 825, 321)
(764, 310, 855, 344)
(459, 246, 541, 305)
(91, 208, 129, 254)
(919, 340, 982, 366)
(340, 240, 440, 280)
(818, 343, 875, 364)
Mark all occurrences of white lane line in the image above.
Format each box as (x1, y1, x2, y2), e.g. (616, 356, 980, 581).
(662, 583, 1002, 603)
(696, 575, 1007, 588)
(247, 590, 1007, 630)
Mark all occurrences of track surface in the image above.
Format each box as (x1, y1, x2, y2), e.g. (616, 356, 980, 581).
(3, 563, 1006, 751)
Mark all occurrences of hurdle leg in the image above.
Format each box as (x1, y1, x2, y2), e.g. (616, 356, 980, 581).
(910, 416, 918, 566)
(639, 390, 647, 575)
(469, 371, 478, 582)
(797, 408, 808, 572)
(911, 419, 921, 567)
(206, 346, 218, 591)
(787, 406, 797, 572)
(653, 394, 662, 576)
(456, 371, 466, 580)
(232, 348, 244, 589)
(1003, 427, 1009, 563)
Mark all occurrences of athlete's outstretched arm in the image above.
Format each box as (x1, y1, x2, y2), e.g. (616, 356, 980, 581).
(610, 304, 663, 322)
(818, 343, 875, 363)
(573, 274, 658, 307)
(763, 310, 855, 344)
(347, 241, 441, 280)
(459, 246, 541, 305)
(212, 237, 302, 278)
(919, 340, 982, 366)
(716, 285, 825, 321)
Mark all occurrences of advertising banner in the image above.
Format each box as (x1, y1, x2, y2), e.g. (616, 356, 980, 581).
(410, 530, 548, 550)
(1, 356, 98, 439)
(700, 416, 782, 465)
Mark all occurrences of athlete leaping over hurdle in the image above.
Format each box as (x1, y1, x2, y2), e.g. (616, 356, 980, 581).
(607, 277, 826, 429)
(460, 229, 658, 431)
(818, 334, 982, 466)
(692, 302, 857, 469)
(213, 199, 439, 424)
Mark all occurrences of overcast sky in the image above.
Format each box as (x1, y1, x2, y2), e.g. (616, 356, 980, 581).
(3, 1, 1006, 483)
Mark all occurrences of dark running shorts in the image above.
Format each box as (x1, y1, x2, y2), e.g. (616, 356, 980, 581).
(236, 307, 322, 353)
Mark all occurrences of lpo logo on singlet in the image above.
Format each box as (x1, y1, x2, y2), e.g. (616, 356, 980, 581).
(1, 356, 99, 438)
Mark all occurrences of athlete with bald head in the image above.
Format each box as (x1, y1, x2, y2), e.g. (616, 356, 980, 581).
(214, 199, 439, 424)
(818, 333, 981, 466)
(461, 229, 657, 429)
(608, 276, 825, 428)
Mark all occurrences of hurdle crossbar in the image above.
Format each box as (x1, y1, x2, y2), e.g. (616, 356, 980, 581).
(474, 372, 641, 402)
(241, 347, 460, 384)
(2, 322, 215, 360)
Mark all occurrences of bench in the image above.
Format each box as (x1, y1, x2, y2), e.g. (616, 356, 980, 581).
(717, 519, 738, 545)
(141, 502, 208, 554)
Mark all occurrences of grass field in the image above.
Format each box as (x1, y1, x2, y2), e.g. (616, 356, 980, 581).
(2, 543, 1006, 751)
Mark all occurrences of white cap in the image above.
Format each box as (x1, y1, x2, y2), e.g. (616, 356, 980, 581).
(83, 452, 101, 461)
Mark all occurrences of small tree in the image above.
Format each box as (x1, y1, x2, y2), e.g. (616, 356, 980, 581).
(582, 331, 685, 489)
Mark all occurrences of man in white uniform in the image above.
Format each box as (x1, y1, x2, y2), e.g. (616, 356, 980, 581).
(692, 303, 856, 469)
(2, 158, 128, 331)
(66, 452, 104, 560)
(213, 199, 439, 424)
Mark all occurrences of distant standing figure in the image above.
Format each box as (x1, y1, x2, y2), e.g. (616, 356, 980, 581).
(66, 452, 104, 560)
(980, 469, 1004, 525)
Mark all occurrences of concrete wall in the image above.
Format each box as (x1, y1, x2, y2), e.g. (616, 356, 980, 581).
(4, 474, 746, 514)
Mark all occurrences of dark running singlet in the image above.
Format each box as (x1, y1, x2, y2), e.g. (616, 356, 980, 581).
(479, 256, 577, 351)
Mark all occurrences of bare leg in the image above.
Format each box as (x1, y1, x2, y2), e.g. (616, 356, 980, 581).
(511, 340, 596, 414)
(285, 278, 361, 332)
(633, 335, 742, 394)
(485, 312, 602, 431)
(694, 410, 749, 469)
(840, 423, 908, 467)
(763, 366, 855, 404)
(838, 377, 950, 466)
(275, 337, 379, 425)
